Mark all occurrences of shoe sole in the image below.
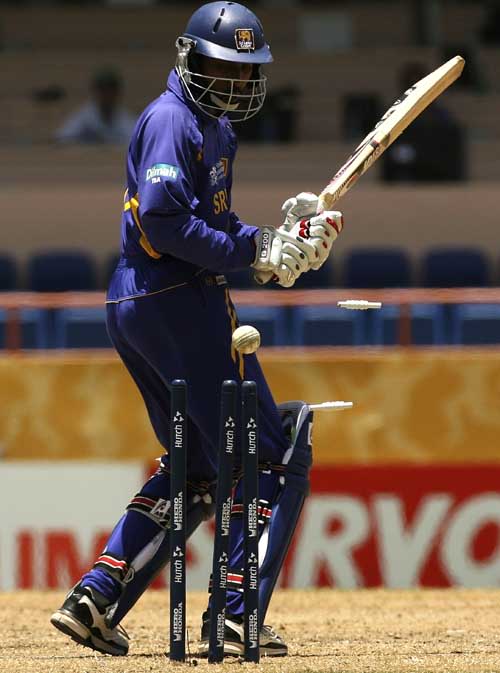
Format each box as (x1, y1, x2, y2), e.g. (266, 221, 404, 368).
(50, 610, 127, 656)
(197, 641, 288, 658)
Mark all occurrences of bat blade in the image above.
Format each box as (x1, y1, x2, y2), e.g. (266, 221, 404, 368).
(317, 55, 465, 212)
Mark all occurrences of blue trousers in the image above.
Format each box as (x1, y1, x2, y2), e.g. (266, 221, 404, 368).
(81, 274, 288, 619)
(108, 275, 286, 473)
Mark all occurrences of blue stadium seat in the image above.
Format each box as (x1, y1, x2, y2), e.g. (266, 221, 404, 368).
(372, 304, 446, 345)
(343, 248, 412, 288)
(450, 304, 500, 345)
(0, 308, 50, 349)
(27, 251, 97, 291)
(53, 307, 111, 348)
(0, 254, 17, 290)
(421, 248, 490, 287)
(233, 305, 288, 346)
(291, 305, 366, 346)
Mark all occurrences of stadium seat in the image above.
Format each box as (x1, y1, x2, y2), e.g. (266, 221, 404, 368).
(450, 304, 500, 345)
(0, 308, 50, 349)
(0, 254, 17, 291)
(233, 305, 288, 346)
(291, 305, 366, 346)
(372, 304, 446, 345)
(421, 248, 490, 287)
(343, 248, 412, 288)
(27, 251, 97, 292)
(53, 307, 111, 348)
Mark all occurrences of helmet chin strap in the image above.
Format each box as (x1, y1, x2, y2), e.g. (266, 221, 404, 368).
(210, 93, 240, 112)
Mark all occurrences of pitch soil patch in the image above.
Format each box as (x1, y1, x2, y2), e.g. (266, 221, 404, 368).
(1, 589, 499, 673)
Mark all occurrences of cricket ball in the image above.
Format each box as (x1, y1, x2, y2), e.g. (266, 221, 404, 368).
(231, 325, 261, 354)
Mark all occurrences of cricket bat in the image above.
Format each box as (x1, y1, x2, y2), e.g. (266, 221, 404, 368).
(255, 55, 465, 284)
(317, 55, 465, 212)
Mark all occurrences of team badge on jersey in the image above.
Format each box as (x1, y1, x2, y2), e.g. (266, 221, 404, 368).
(209, 159, 229, 186)
(235, 28, 255, 52)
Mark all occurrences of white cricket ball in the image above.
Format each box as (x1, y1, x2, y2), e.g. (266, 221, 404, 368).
(231, 325, 261, 354)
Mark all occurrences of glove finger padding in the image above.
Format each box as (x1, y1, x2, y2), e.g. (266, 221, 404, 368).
(254, 269, 274, 285)
(278, 229, 318, 268)
(282, 242, 310, 274)
(304, 211, 343, 271)
(276, 258, 300, 287)
(281, 192, 319, 230)
(275, 266, 296, 288)
(269, 231, 284, 269)
(252, 227, 313, 288)
(273, 239, 312, 288)
(255, 192, 320, 285)
(252, 204, 342, 286)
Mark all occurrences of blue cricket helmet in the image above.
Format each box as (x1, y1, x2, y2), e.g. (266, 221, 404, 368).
(175, 2, 273, 122)
(182, 1, 273, 65)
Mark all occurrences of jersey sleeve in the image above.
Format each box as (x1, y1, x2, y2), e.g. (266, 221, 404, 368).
(228, 212, 260, 241)
(137, 105, 256, 271)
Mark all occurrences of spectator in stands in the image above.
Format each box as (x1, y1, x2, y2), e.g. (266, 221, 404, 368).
(480, 1, 500, 45)
(382, 61, 466, 183)
(55, 68, 136, 145)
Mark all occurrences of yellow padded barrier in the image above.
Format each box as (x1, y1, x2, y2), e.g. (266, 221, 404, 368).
(1, 348, 499, 464)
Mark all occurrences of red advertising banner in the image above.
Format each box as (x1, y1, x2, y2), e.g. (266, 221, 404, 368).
(280, 465, 500, 588)
(2, 463, 500, 590)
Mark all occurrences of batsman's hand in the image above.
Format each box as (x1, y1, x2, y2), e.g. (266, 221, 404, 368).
(281, 192, 319, 229)
(252, 226, 316, 288)
(287, 211, 343, 271)
(254, 192, 343, 285)
(282, 192, 343, 270)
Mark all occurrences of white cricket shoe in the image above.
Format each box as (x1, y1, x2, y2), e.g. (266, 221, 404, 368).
(198, 610, 288, 657)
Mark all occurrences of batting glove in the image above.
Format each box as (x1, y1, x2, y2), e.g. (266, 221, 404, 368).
(252, 226, 316, 288)
(287, 211, 343, 271)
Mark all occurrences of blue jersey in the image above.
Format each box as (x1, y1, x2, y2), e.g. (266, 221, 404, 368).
(108, 69, 258, 302)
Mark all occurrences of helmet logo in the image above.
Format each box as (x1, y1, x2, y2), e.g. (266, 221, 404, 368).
(235, 28, 255, 52)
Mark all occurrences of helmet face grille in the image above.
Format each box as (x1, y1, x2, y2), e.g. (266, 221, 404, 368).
(175, 38, 267, 122)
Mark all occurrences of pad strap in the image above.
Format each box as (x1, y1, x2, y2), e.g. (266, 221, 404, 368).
(230, 498, 272, 525)
(127, 494, 170, 528)
(208, 566, 245, 594)
(93, 553, 130, 583)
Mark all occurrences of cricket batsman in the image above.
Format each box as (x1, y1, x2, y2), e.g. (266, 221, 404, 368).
(51, 1, 343, 657)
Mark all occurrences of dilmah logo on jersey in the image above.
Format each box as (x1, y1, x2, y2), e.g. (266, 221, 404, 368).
(146, 163, 179, 184)
(235, 28, 255, 52)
